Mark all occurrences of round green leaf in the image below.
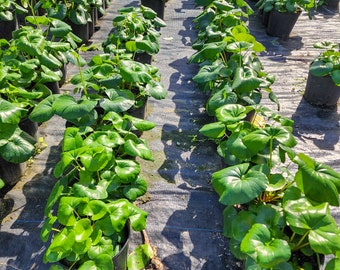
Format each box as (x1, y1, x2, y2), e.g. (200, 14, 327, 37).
(240, 224, 291, 268)
(212, 163, 268, 205)
(74, 218, 93, 242)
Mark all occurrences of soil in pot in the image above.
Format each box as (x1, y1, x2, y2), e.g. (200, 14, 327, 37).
(266, 10, 301, 40)
(303, 72, 340, 108)
(0, 17, 18, 40)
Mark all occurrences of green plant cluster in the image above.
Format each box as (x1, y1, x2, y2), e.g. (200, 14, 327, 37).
(309, 41, 340, 86)
(102, 6, 166, 58)
(191, 0, 340, 269)
(0, 0, 28, 22)
(28, 5, 167, 269)
(36, 0, 105, 26)
(0, 17, 79, 164)
(256, 0, 315, 13)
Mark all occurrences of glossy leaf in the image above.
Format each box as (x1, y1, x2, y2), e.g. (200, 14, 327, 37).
(115, 159, 140, 183)
(216, 104, 247, 124)
(0, 129, 36, 163)
(123, 176, 147, 201)
(53, 95, 97, 120)
(79, 200, 108, 221)
(57, 196, 87, 226)
(74, 218, 93, 242)
(88, 236, 114, 259)
(0, 99, 24, 125)
(100, 88, 135, 112)
(78, 254, 113, 270)
(242, 126, 296, 154)
(79, 146, 110, 172)
(199, 122, 226, 138)
(29, 94, 60, 123)
(294, 153, 340, 206)
(212, 163, 268, 205)
(240, 224, 291, 268)
(123, 139, 153, 160)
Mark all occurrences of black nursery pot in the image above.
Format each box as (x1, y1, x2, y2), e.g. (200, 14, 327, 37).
(141, 0, 165, 19)
(304, 72, 340, 108)
(266, 10, 301, 40)
(134, 52, 153, 65)
(67, 20, 90, 44)
(0, 17, 18, 40)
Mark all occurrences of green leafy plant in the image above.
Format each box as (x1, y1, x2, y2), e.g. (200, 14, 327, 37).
(309, 41, 340, 86)
(102, 5, 166, 59)
(191, 0, 340, 268)
(256, 0, 315, 13)
(0, 0, 27, 22)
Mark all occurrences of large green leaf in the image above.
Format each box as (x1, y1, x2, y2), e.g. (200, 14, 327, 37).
(115, 159, 140, 183)
(0, 129, 36, 163)
(62, 127, 83, 152)
(57, 196, 88, 226)
(80, 200, 108, 221)
(119, 60, 152, 83)
(212, 163, 268, 205)
(73, 218, 93, 242)
(331, 70, 340, 85)
(44, 227, 75, 263)
(29, 94, 60, 123)
(284, 198, 340, 254)
(0, 99, 24, 125)
(231, 210, 256, 241)
(100, 89, 135, 112)
(72, 181, 109, 200)
(216, 104, 247, 124)
(325, 258, 340, 270)
(199, 122, 226, 138)
(123, 139, 153, 160)
(145, 80, 168, 100)
(240, 224, 291, 268)
(123, 176, 147, 201)
(87, 236, 114, 260)
(79, 146, 110, 172)
(294, 153, 340, 206)
(310, 60, 333, 77)
(242, 126, 296, 154)
(206, 86, 238, 116)
(53, 95, 97, 120)
(232, 67, 262, 94)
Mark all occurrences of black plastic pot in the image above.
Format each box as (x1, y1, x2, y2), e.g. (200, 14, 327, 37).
(46, 81, 60, 94)
(304, 72, 340, 108)
(67, 20, 90, 44)
(0, 17, 18, 40)
(266, 10, 301, 40)
(89, 7, 98, 38)
(134, 52, 153, 65)
(59, 63, 67, 87)
(141, 0, 165, 19)
(0, 158, 26, 185)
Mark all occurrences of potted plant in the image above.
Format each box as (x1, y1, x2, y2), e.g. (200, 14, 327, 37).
(199, 104, 340, 269)
(0, 0, 27, 40)
(36, 0, 98, 43)
(256, 0, 315, 39)
(102, 6, 166, 64)
(304, 41, 340, 107)
(40, 117, 154, 268)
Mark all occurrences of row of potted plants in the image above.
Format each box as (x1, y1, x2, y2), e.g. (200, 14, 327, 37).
(190, 0, 340, 268)
(30, 5, 167, 269)
(0, 0, 113, 186)
(1, 1, 167, 268)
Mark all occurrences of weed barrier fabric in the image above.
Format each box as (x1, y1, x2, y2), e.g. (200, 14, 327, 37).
(1, 0, 340, 269)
